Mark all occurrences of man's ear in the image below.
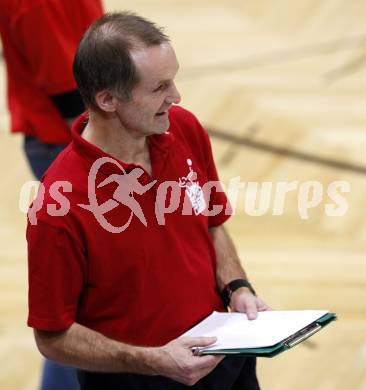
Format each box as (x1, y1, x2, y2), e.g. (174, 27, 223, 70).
(94, 90, 118, 112)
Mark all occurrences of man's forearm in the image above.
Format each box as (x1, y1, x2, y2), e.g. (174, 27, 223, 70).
(34, 324, 223, 386)
(35, 323, 156, 374)
(210, 225, 248, 291)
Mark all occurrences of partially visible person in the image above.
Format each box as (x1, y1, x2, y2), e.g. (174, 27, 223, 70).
(0, 0, 104, 180)
(0, 0, 104, 388)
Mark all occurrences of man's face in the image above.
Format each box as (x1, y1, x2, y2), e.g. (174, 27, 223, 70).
(114, 42, 181, 137)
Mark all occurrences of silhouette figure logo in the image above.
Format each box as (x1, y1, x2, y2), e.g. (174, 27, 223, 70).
(79, 157, 156, 233)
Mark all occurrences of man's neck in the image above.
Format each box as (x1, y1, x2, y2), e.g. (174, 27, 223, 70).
(82, 111, 150, 167)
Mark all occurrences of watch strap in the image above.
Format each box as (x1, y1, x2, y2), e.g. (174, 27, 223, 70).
(221, 279, 256, 307)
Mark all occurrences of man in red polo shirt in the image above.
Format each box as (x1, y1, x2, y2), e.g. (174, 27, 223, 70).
(27, 12, 269, 389)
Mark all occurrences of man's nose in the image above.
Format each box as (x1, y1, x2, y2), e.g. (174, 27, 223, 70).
(166, 83, 181, 105)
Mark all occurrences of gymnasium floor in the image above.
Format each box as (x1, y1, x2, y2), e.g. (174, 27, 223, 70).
(1, 1, 365, 389)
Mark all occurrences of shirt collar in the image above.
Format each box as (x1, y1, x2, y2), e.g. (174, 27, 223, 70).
(71, 112, 175, 177)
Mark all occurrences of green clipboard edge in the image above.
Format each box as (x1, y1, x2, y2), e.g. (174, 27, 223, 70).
(199, 312, 337, 358)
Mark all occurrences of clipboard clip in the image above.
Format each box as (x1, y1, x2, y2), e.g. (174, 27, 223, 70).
(283, 323, 322, 348)
(192, 347, 203, 356)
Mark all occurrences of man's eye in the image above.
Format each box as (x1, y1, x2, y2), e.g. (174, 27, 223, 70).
(154, 83, 168, 92)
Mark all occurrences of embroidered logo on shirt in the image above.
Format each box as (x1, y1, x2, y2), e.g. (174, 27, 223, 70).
(178, 159, 206, 215)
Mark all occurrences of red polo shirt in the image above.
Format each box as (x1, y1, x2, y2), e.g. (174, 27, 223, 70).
(0, 0, 103, 143)
(27, 106, 230, 346)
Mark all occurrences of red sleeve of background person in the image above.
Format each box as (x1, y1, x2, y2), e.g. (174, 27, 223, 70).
(0, 0, 104, 143)
(14, 0, 104, 94)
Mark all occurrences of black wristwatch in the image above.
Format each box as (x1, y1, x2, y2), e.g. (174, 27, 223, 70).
(220, 279, 256, 308)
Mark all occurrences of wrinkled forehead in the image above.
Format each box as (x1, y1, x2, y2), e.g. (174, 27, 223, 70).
(130, 42, 179, 86)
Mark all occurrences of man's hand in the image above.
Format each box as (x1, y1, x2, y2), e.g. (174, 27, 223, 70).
(152, 337, 224, 386)
(230, 287, 271, 320)
(34, 324, 222, 381)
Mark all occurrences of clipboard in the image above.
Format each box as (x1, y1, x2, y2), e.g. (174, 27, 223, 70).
(188, 311, 337, 358)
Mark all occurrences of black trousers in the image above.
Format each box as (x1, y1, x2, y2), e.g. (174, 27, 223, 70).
(77, 357, 260, 390)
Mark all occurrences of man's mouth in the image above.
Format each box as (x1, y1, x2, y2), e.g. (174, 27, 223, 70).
(155, 111, 167, 117)
(155, 106, 172, 117)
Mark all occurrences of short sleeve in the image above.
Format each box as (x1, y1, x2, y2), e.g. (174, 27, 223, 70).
(27, 220, 87, 331)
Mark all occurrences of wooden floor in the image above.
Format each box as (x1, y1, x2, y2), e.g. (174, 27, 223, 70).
(1, 1, 366, 389)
